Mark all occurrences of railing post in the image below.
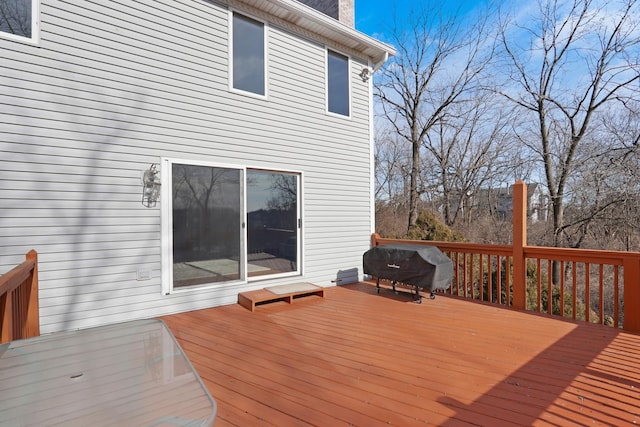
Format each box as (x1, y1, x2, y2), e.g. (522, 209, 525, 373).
(623, 257, 640, 333)
(24, 250, 40, 339)
(371, 233, 381, 248)
(512, 181, 528, 310)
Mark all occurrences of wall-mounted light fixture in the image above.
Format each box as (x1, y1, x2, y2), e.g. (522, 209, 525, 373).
(142, 163, 161, 207)
(359, 66, 372, 82)
(361, 53, 389, 82)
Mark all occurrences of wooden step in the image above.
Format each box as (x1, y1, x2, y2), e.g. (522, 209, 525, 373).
(238, 283, 325, 312)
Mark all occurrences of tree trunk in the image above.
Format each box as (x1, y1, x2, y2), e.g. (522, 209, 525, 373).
(407, 138, 420, 232)
(551, 198, 564, 285)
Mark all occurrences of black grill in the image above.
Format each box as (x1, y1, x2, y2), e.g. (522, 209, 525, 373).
(363, 244, 453, 303)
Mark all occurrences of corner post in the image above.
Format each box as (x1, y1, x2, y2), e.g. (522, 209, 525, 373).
(25, 250, 40, 339)
(512, 181, 528, 310)
(623, 257, 640, 333)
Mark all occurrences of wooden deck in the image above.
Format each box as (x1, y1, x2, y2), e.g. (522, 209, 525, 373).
(161, 282, 640, 426)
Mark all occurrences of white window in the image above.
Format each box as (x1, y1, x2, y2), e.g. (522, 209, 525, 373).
(231, 12, 266, 96)
(327, 49, 350, 116)
(0, 0, 39, 44)
(162, 159, 301, 293)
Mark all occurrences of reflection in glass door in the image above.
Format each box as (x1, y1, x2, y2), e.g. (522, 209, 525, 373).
(171, 164, 242, 288)
(246, 170, 299, 277)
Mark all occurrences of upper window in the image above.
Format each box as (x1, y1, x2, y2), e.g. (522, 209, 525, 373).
(327, 50, 350, 116)
(0, 0, 38, 43)
(231, 12, 265, 96)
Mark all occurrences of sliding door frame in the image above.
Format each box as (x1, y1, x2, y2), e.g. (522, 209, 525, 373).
(161, 158, 302, 295)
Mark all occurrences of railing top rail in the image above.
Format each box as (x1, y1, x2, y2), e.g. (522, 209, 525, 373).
(524, 246, 640, 265)
(0, 257, 37, 295)
(374, 236, 640, 265)
(373, 236, 513, 256)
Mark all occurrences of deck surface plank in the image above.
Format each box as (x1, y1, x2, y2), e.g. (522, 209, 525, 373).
(162, 282, 640, 426)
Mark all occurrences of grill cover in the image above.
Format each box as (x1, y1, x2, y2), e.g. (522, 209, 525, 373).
(363, 244, 453, 292)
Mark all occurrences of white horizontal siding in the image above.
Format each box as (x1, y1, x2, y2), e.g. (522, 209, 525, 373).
(0, 97, 370, 159)
(0, 0, 375, 334)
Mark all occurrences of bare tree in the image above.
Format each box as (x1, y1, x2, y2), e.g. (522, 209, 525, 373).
(560, 140, 630, 248)
(375, 2, 497, 234)
(499, 0, 640, 281)
(562, 102, 640, 250)
(499, 0, 640, 244)
(422, 95, 515, 226)
(374, 130, 410, 203)
(601, 98, 640, 161)
(266, 174, 297, 212)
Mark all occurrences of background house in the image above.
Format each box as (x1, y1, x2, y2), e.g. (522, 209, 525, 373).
(470, 183, 549, 223)
(439, 183, 549, 224)
(0, 0, 394, 334)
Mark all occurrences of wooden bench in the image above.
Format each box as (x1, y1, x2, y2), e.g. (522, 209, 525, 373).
(238, 283, 325, 312)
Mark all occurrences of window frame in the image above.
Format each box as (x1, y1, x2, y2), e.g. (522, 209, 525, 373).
(229, 10, 268, 98)
(161, 158, 302, 295)
(0, 0, 40, 44)
(326, 48, 351, 118)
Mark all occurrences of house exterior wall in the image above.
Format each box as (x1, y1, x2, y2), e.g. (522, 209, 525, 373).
(0, 0, 374, 334)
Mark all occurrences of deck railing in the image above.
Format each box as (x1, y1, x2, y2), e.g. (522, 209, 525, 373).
(0, 250, 40, 343)
(372, 182, 640, 333)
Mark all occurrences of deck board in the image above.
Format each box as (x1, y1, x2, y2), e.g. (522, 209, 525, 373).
(162, 282, 640, 426)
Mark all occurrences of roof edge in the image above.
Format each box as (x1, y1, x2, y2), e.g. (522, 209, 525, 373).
(239, 0, 396, 65)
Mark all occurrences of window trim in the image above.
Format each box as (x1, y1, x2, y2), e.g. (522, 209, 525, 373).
(326, 48, 351, 118)
(0, 0, 40, 45)
(161, 158, 302, 295)
(229, 10, 268, 99)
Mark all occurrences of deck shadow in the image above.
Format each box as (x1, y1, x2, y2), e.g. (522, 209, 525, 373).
(433, 306, 639, 425)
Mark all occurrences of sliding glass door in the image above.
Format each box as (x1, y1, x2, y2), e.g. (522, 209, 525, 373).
(246, 170, 299, 277)
(171, 164, 243, 288)
(164, 160, 300, 291)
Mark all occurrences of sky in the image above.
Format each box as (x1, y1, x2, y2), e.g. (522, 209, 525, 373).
(354, 0, 489, 39)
